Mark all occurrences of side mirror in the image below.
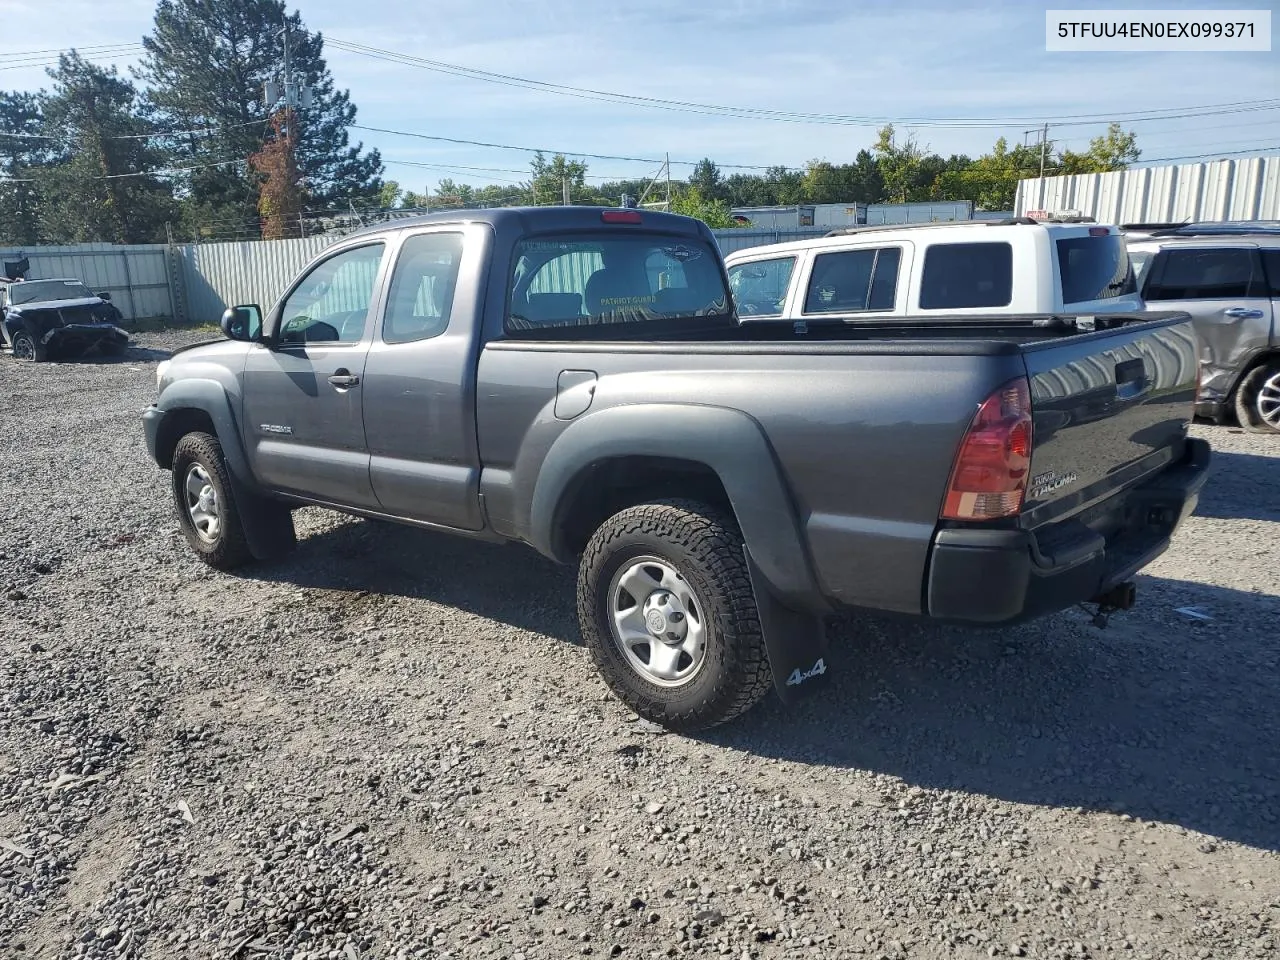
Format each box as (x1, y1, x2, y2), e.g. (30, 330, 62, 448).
(97, 291, 112, 302)
(220, 304, 263, 342)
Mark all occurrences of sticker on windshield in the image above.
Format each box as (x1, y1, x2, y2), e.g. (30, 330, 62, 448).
(662, 245, 701, 263)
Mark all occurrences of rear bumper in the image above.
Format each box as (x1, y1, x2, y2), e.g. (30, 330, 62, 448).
(926, 436, 1210, 625)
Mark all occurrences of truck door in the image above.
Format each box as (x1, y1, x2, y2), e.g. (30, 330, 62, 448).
(241, 240, 387, 508)
(362, 227, 486, 530)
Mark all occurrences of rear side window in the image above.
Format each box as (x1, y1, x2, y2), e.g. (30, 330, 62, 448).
(383, 232, 464, 344)
(1144, 248, 1262, 300)
(1261, 249, 1280, 296)
(1056, 235, 1136, 304)
(506, 234, 730, 336)
(727, 256, 795, 317)
(803, 247, 901, 314)
(919, 242, 1012, 309)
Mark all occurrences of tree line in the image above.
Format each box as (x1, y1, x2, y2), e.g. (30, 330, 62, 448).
(381, 123, 1141, 230)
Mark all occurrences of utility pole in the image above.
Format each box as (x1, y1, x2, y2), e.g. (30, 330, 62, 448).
(562, 176, 570, 206)
(665, 153, 671, 211)
(1039, 122, 1050, 179)
(263, 17, 312, 238)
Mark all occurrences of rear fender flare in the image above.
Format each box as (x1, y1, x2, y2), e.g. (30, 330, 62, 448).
(529, 402, 827, 616)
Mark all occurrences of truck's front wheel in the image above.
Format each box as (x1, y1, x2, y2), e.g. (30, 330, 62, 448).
(171, 432, 254, 570)
(577, 499, 773, 732)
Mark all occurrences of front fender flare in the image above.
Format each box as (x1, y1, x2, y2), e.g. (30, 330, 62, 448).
(528, 402, 828, 616)
(156, 378, 254, 486)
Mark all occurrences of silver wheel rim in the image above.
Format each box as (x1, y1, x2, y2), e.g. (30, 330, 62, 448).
(184, 464, 220, 543)
(607, 556, 707, 688)
(1256, 371, 1280, 428)
(13, 337, 34, 361)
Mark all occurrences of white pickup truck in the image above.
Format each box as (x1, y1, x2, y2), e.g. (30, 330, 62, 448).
(723, 218, 1142, 321)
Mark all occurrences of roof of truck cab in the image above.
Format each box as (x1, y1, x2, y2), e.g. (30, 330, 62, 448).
(722, 220, 1122, 261)
(344, 205, 708, 239)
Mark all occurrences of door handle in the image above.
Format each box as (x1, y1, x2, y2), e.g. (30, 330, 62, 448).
(327, 370, 360, 388)
(1223, 307, 1265, 319)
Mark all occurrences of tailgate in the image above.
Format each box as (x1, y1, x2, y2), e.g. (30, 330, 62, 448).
(1019, 311, 1198, 528)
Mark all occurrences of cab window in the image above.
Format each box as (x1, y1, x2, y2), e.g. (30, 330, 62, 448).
(279, 243, 385, 344)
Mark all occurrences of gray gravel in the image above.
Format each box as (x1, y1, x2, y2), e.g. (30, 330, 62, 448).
(1, 330, 1278, 960)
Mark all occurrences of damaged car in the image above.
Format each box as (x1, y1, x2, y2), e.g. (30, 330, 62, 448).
(0, 277, 130, 362)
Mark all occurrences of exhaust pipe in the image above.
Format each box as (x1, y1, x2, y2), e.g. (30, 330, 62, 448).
(1094, 581, 1136, 611)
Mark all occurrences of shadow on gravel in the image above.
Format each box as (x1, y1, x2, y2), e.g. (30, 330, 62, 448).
(702, 575, 1280, 852)
(241, 515, 1280, 851)
(1191, 449, 1280, 522)
(243, 517, 582, 644)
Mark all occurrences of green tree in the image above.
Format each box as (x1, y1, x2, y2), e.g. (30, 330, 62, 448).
(0, 92, 48, 245)
(669, 186, 740, 228)
(36, 53, 174, 244)
(401, 189, 431, 209)
(526, 151, 603, 204)
(688, 158, 727, 202)
(378, 180, 403, 208)
(933, 137, 1042, 209)
(873, 125, 928, 203)
(1058, 123, 1140, 174)
(137, 0, 383, 236)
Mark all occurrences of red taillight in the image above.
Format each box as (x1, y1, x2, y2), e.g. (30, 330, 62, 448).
(941, 377, 1034, 521)
(602, 210, 642, 224)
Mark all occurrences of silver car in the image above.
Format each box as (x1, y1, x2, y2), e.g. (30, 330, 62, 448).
(1130, 222, 1280, 433)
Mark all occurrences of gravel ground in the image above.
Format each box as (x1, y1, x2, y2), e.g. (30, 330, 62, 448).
(1, 330, 1277, 960)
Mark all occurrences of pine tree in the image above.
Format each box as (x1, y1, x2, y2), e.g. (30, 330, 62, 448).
(37, 53, 174, 244)
(137, 0, 383, 238)
(0, 92, 48, 245)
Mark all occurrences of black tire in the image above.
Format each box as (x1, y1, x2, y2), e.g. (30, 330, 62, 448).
(171, 432, 253, 570)
(577, 499, 773, 732)
(1234, 360, 1280, 434)
(11, 331, 46, 362)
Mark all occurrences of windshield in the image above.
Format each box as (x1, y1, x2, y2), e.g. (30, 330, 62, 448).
(9, 279, 94, 305)
(507, 233, 731, 335)
(1056, 235, 1137, 304)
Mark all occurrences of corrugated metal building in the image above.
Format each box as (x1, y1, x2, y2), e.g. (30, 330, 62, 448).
(1015, 155, 1280, 223)
(862, 201, 975, 225)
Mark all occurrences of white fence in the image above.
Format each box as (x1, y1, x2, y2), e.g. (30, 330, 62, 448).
(0, 243, 175, 321)
(1015, 155, 1280, 224)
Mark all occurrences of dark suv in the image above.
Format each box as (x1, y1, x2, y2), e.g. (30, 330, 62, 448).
(0, 277, 129, 362)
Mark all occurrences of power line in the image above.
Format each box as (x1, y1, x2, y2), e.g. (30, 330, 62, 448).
(0, 119, 264, 142)
(351, 123, 788, 171)
(327, 37, 1280, 130)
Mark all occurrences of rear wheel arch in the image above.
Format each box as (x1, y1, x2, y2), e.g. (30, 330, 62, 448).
(529, 403, 827, 615)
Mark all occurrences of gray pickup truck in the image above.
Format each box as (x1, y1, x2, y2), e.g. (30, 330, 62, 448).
(143, 207, 1210, 731)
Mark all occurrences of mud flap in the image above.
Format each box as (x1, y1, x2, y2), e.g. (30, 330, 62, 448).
(226, 473, 297, 563)
(744, 548, 831, 704)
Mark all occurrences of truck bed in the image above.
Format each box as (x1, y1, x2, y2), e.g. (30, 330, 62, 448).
(477, 310, 1199, 619)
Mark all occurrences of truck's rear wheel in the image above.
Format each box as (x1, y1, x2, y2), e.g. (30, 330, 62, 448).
(577, 499, 772, 732)
(171, 432, 253, 570)
(1235, 361, 1280, 434)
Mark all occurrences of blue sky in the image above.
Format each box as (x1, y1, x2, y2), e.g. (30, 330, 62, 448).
(1, 0, 1276, 193)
